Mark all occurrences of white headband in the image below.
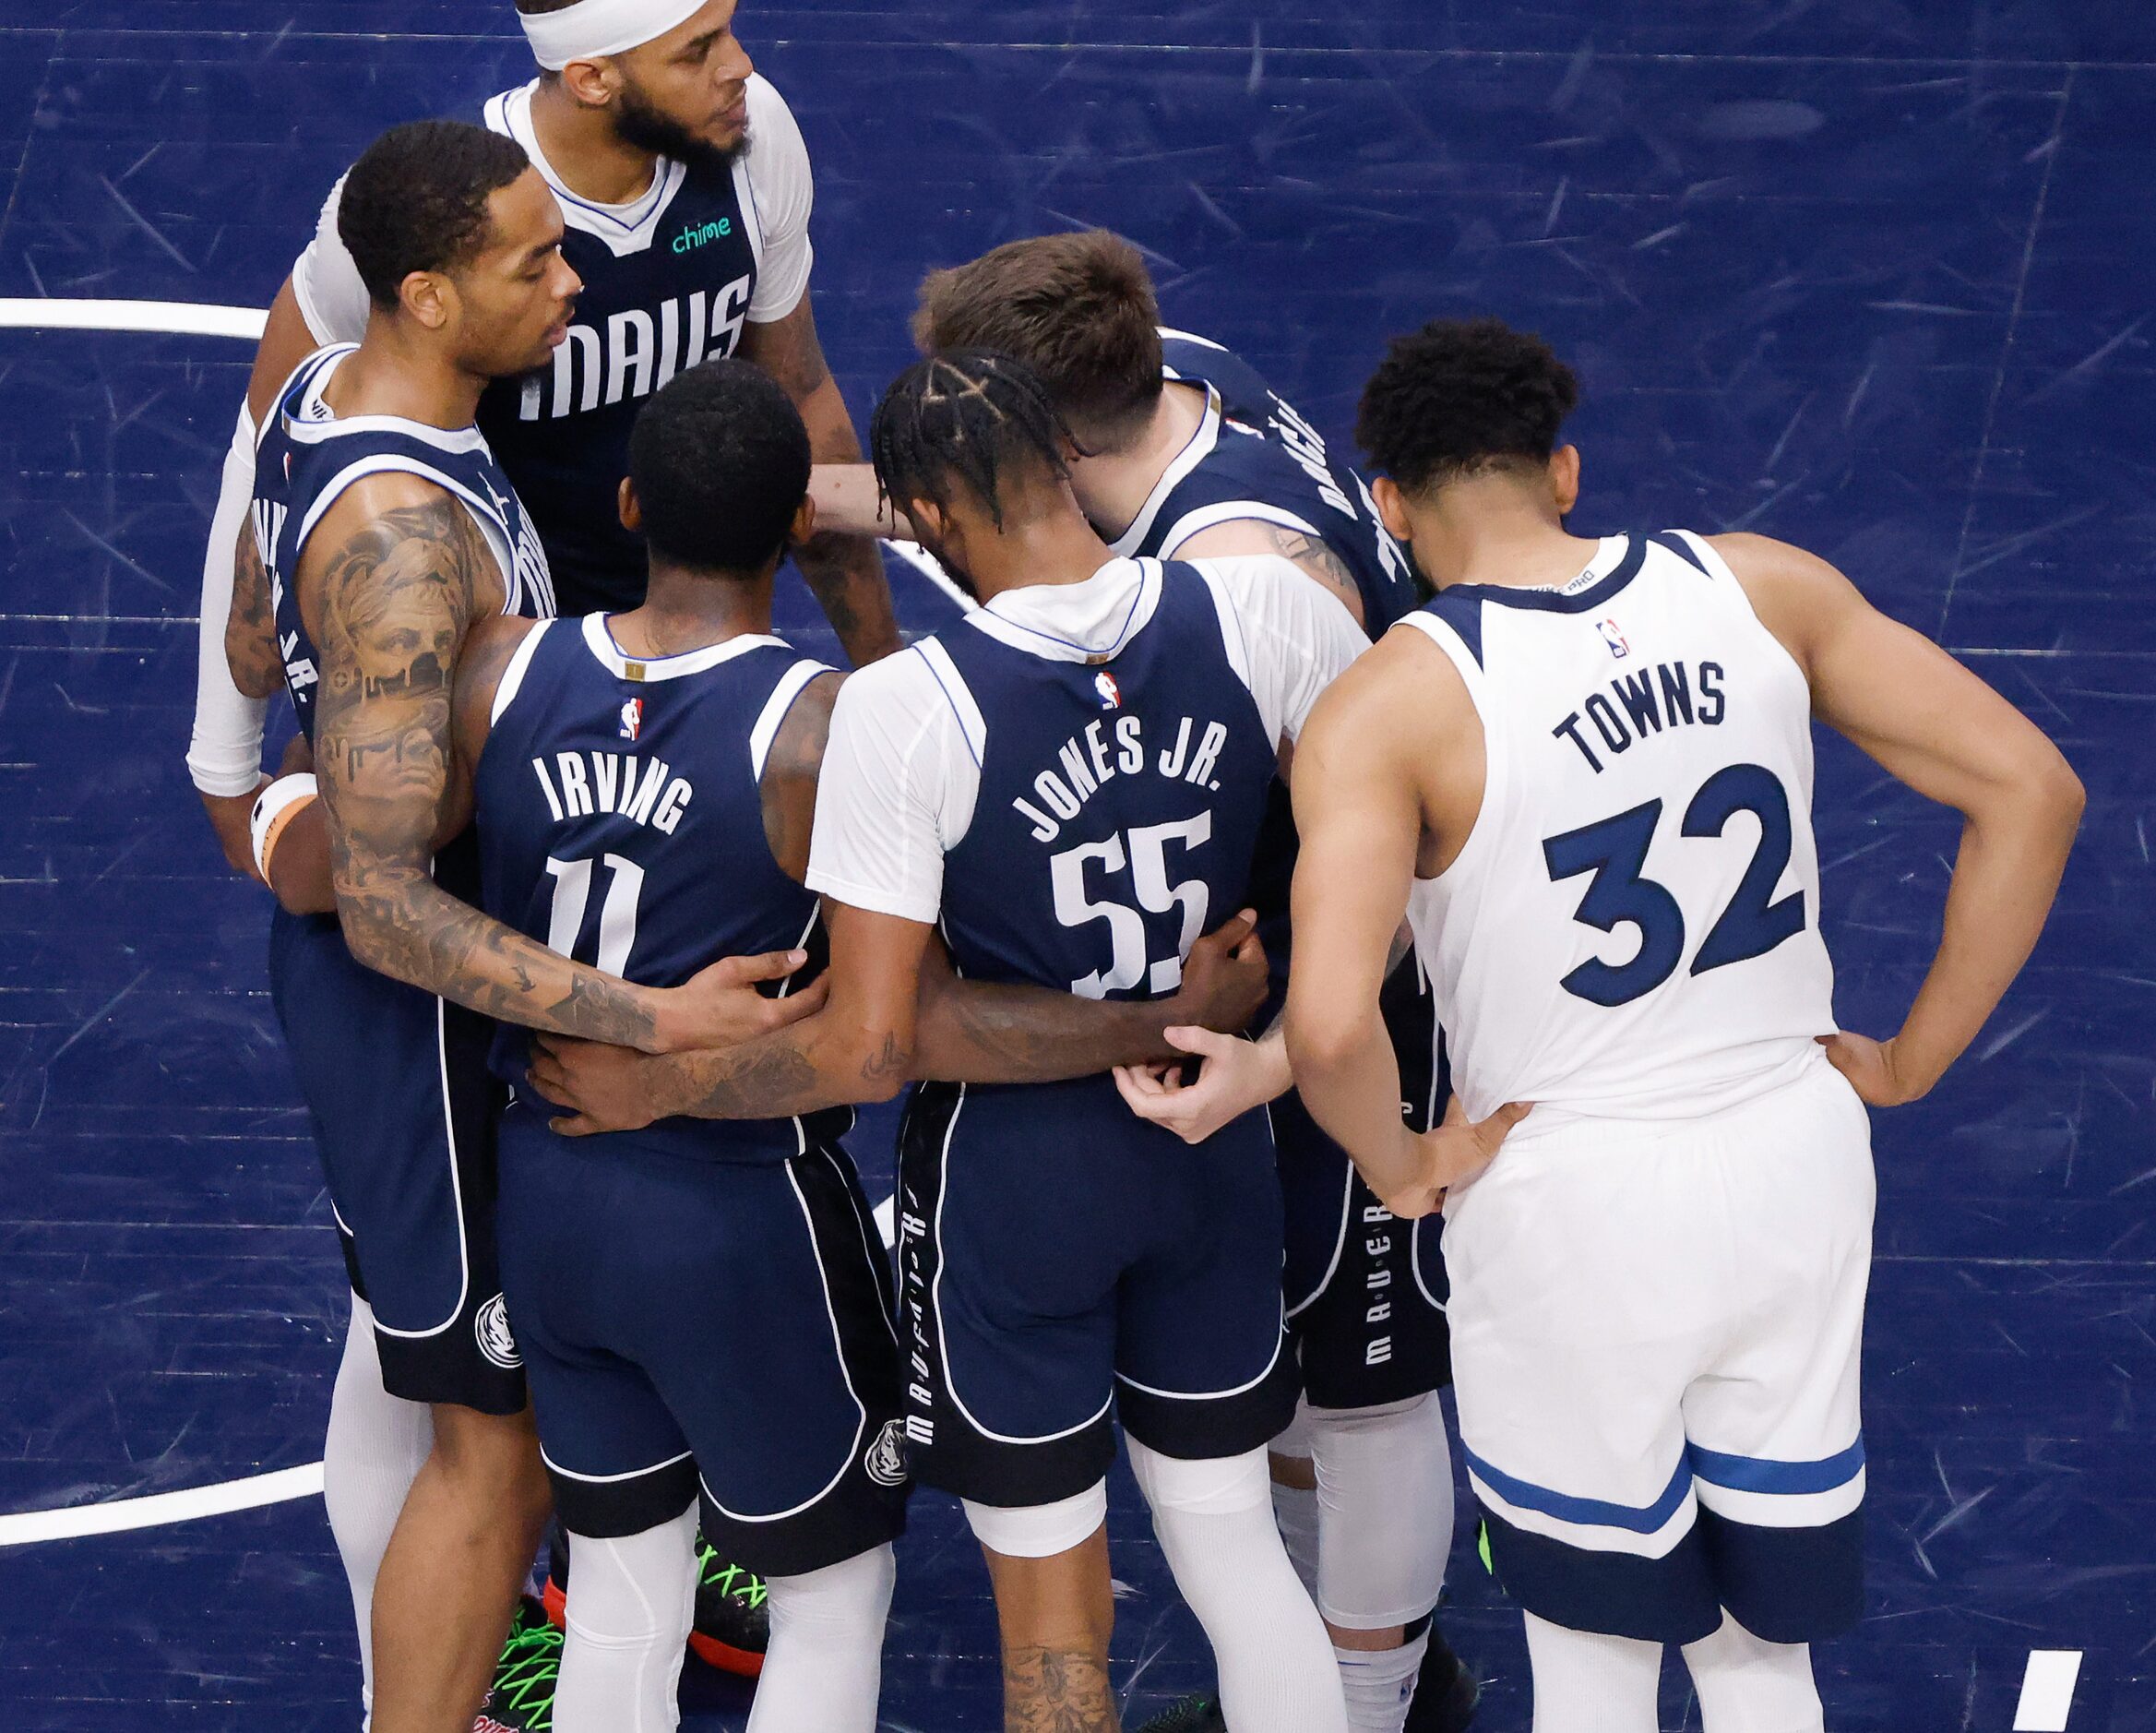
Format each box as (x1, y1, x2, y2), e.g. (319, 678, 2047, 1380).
(521, 0, 710, 70)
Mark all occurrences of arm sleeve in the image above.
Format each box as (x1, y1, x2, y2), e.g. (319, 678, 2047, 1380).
(804, 657, 965, 925)
(743, 76, 815, 324)
(290, 173, 372, 345)
(186, 401, 271, 796)
(1205, 555, 1370, 746)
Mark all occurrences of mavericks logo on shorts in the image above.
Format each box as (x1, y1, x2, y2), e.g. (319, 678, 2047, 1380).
(864, 1418, 908, 1488)
(475, 1294, 522, 1370)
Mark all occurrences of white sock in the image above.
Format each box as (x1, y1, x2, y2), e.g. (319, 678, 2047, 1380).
(320, 1295, 431, 1727)
(749, 1544, 897, 1733)
(1128, 1440, 1350, 1733)
(1522, 1610, 1662, 1733)
(554, 1508, 697, 1733)
(1307, 1393, 1455, 1631)
(1683, 1614, 1823, 1733)
(1337, 1629, 1428, 1733)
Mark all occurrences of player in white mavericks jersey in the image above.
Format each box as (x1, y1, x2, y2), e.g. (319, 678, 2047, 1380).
(1284, 318, 2082, 1731)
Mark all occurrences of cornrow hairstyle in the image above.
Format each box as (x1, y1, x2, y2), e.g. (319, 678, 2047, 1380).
(869, 350, 1081, 532)
(1355, 317, 1580, 495)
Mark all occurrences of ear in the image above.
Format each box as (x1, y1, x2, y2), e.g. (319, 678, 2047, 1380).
(557, 56, 619, 109)
(1550, 446, 1581, 515)
(398, 269, 453, 333)
(618, 476, 642, 532)
(1370, 474, 1415, 544)
(788, 493, 818, 548)
(904, 496, 947, 547)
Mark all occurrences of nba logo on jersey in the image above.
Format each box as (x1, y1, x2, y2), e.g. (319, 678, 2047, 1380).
(1598, 617, 1630, 660)
(619, 698, 643, 742)
(1094, 672, 1123, 711)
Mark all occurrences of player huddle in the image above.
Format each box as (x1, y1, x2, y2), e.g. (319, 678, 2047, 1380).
(189, 5, 2085, 1733)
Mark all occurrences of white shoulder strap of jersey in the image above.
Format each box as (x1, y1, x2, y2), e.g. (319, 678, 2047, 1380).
(489, 618, 554, 727)
(749, 657, 836, 783)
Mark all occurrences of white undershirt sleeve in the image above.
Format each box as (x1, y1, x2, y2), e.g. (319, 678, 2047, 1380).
(742, 75, 815, 325)
(803, 653, 974, 925)
(291, 173, 372, 346)
(186, 402, 272, 796)
(1194, 555, 1369, 746)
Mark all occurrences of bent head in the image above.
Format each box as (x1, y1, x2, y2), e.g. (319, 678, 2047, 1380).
(339, 120, 580, 378)
(519, 0, 757, 170)
(911, 231, 1163, 458)
(868, 350, 1082, 598)
(620, 357, 813, 578)
(1355, 317, 1582, 556)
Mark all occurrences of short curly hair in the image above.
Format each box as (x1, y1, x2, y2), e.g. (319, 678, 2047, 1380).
(1355, 317, 1578, 495)
(339, 120, 531, 309)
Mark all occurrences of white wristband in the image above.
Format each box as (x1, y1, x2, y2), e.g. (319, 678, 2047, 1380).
(250, 772, 319, 883)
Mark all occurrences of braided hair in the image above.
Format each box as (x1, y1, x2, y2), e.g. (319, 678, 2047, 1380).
(869, 349, 1081, 532)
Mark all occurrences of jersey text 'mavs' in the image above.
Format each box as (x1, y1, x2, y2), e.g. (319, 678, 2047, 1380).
(517, 279, 753, 423)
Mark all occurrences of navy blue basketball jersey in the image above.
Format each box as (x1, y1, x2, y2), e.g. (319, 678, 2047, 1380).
(477, 86, 765, 613)
(1110, 329, 1424, 635)
(929, 561, 1275, 999)
(254, 344, 555, 747)
(474, 614, 850, 1162)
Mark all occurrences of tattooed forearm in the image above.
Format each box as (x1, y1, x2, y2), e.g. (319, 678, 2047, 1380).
(310, 491, 664, 1048)
(639, 1024, 876, 1120)
(916, 978, 1180, 1083)
(1001, 1647, 1117, 1733)
(227, 520, 285, 700)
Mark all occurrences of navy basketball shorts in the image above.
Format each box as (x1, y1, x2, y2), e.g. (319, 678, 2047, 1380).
(1444, 1057, 1874, 1646)
(494, 1106, 909, 1577)
(896, 1075, 1300, 1510)
(1275, 1089, 1452, 1412)
(268, 907, 524, 1416)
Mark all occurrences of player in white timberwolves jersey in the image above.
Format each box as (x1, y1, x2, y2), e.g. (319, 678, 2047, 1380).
(190, 0, 899, 885)
(1284, 319, 2082, 1732)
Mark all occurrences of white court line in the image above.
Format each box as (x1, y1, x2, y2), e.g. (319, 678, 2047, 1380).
(0, 1463, 324, 1548)
(0, 296, 267, 340)
(2013, 1649, 2083, 1731)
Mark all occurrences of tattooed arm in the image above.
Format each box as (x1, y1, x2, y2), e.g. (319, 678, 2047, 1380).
(304, 477, 761, 1054)
(740, 298, 901, 664)
(1174, 518, 1370, 630)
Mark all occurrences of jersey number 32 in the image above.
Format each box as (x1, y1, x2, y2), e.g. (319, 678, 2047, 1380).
(1542, 762, 1805, 1008)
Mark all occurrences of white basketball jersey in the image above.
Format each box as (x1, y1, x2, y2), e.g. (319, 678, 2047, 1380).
(1403, 532, 1836, 1122)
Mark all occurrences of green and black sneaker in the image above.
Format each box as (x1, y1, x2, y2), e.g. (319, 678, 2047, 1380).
(1133, 1696, 1226, 1733)
(543, 1525, 771, 1679)
(688, 1533, 770, 1678)
(472, 1595, 560, 1733)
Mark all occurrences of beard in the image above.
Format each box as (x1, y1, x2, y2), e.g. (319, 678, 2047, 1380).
(612, 80, 749, 176)
(910, 526, 980, 601)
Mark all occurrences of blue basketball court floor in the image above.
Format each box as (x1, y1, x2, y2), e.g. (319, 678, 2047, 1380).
(0, 3, 2150, 1727)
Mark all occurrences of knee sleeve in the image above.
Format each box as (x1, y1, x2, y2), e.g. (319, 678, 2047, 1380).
(1683, 1615, 1823, 1733)
(321, 1296, 431, 1718)
(1305, 1392, 1456, 1629)
(554, 1507, 697, 1733)
(752, 1546, 897, 1733)
(1130, 1442, 1349, 1733)
(962, 1480, 1109, 1558)
(1523, 1611, 1662, 1733)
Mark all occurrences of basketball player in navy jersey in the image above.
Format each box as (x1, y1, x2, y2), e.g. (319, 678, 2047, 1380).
(193, 0, 898, 878)
(1288, 319, 2080, 1731)
(900, 233, 1475, 1733)
(533, 350, 1527, 1732)
(233, 123, 836, 1733)
(447, 359, 908, 1732)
